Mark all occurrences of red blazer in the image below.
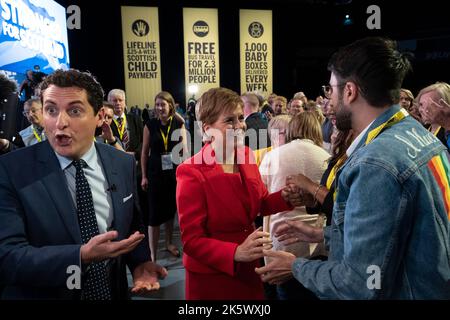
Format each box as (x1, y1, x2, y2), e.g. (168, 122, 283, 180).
(176, 143, 292, 299)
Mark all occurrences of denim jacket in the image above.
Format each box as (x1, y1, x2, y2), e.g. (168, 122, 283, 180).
(293, 105, 450, 299)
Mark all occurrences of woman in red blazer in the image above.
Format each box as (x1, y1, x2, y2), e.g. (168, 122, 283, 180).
(176, 88, 294, 300)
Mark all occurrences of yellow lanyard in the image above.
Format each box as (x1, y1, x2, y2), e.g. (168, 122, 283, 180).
(332, 108, 408, 201)
(326, 156, 345, 190)
(113, 115, 127, 140)
(160, 117, 173, 152)
(429, 126, 442, 136)
(365, 108, 409, 145)
(32, 127, 44, 142)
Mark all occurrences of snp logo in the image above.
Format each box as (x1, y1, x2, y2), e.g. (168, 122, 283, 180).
(366, 265, 381, 290)
(66, 265, 81, 290)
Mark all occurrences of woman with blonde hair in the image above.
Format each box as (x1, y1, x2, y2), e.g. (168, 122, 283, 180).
(399, 88, 414, 110)
(254, 115, 291, 167)
(417, 82, 450, 152)
(399, 88, 423, 122)
(272, 96, 288, 116)
(259, 112, 330, 299)
(287, 111, 324, 147)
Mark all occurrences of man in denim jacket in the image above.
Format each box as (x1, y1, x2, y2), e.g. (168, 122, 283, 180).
(257, 37, 450, 299)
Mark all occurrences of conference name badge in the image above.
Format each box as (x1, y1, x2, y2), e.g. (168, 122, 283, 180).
(161, 153, 173, 171)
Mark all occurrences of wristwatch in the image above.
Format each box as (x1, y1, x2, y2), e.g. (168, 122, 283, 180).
(108, 138, 118, 145)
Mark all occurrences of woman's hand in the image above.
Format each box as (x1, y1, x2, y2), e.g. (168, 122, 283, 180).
(286, 174, 315, 194)
(141, 177, 149, 191)
(234, 227, 272, 262)
(281, 185, 314, 207)
(281, 184, 300, 205)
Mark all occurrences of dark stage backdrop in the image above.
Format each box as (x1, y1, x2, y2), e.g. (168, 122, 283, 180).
(57, 0, 450, 107)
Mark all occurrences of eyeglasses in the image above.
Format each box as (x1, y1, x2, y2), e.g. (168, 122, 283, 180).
(22, 109, 39, 116)
(322, 84, 345, 99)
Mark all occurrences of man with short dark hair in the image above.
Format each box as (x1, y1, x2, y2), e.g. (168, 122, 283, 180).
(257, 37, 450, 299)
(0, 69, 167, 299)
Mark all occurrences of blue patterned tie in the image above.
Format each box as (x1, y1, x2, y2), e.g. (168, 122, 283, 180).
(73, 159, 112, 300)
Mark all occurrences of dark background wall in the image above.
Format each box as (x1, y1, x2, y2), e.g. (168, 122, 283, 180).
(56, 0, 450, 106)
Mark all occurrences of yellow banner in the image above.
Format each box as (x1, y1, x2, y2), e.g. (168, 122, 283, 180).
(121, 6, 162, 108)
(183, 8, 220, 103)
(240, 10, 272, 96)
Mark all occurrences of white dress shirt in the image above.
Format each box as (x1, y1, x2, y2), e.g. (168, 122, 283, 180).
(346, 120, 375, 157)
(55, 142, 113, 234)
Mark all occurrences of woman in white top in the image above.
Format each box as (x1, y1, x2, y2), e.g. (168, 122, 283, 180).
(259, 111, 330, 300)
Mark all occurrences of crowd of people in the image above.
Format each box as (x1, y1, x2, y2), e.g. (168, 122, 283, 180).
(0, 36, 449, 300)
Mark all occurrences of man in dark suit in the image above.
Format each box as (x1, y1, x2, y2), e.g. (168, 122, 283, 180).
(107, 89, 149, 225)
(0, 69, 167, 300)
(242, 92, 270, 150)
(107, 89, 143, 160)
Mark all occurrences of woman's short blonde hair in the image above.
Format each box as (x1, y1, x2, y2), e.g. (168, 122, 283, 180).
(416, 82, 450, 107)
(268, 114, 291, 132)
(155, 91, 176, 117)
(287, 112, 323, 147)
(196, 87, 243, 125)
(272, 96, 287, 113)
(307, 107, 325, 125)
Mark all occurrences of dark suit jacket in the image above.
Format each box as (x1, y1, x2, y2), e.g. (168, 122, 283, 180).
(110, 112, 143, 160)
(0, 141, 150, 299)
(245, 112, 270, 150)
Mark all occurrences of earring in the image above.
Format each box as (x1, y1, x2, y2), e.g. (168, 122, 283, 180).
(202, 129, 211, 142)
